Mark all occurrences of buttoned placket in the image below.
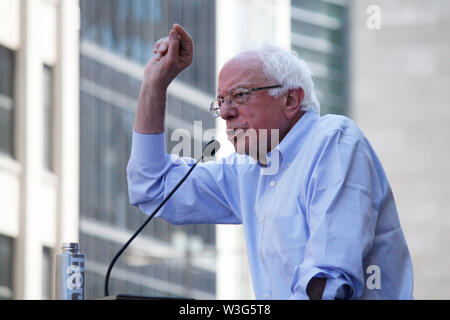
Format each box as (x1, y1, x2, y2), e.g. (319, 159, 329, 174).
(257, 177, 270, 298)
(258, 193, 267, 264)
(259, 177, 280, 300)
(258, 150, 285, 300)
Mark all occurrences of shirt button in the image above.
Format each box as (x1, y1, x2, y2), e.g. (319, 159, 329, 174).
(259, 217, 264, 223)
(265, 293, 269, 298)
(270, 181, 275, 187)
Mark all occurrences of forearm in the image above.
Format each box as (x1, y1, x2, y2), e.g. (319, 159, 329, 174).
(134, 80, 167, 134)
(127, 132, 241, 225)
(306, 277, 327, 300)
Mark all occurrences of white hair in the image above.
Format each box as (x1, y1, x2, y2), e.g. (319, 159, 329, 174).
(248, 44, 320, 114)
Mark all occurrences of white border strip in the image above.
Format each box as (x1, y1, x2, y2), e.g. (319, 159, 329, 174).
(80, 218, 216, 272)
(291, 6, 342, 30)
(86, 260, 216, 299)
(291, 31, 343, 56)
(80, 40, 213, 112)
(80, 79, 196, 132)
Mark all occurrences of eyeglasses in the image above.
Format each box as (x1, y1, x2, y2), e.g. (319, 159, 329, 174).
(209, 84, 282, 118)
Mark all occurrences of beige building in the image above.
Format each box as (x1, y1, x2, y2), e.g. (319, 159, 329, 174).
(0, 0, 79, 299)
(351, 0, 450, 299)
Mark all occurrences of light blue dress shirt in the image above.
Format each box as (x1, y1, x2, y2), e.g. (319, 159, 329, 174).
(127, 111, 414, 299)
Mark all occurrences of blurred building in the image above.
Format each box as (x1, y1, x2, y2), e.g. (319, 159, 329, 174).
(350, 0, 450, 299)
(216, 0, 450, 300)
(0, 0, 79, 299)
(78, 0, 217, 299)
(0, 0, 218, 300)
(1, 0, 449, 300)
(291, 0, 349, 116)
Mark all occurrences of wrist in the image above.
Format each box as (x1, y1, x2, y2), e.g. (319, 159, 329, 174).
(142, 64, 175, 91)
(141, 76, 170, 92)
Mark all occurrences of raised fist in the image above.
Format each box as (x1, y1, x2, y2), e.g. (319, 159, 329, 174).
(143, 24, 194, 89)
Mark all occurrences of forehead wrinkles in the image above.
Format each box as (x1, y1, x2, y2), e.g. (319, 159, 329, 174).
(218, 54, 267, 96)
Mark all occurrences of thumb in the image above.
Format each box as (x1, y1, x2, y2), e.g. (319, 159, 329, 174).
(167, 30, 180, 60)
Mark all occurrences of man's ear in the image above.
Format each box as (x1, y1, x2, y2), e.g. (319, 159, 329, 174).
(284, 87, 305, 120)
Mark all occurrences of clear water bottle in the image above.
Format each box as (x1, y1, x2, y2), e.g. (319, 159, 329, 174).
(55, 242, 85, 300)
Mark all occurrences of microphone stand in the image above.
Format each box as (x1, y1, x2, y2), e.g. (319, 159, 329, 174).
(101, 140, 219, 300)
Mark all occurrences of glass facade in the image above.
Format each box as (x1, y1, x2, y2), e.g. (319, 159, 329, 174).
(0, 234, 14, 300)
(79, 0, 217, 298)
(80, 0, 216, 95)
(0, 45, 15, 158)
(291, 0, 349, 115)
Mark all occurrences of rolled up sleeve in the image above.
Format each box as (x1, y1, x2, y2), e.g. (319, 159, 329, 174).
(127, 130, 242, 225)
(290, 128, 380, 300)
(130, 130, 167, 166)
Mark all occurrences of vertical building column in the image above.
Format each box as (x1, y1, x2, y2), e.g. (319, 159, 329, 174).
(215, 0, 291, 299)
(15, 0, 45, 299)
(54, 0, 80, 248)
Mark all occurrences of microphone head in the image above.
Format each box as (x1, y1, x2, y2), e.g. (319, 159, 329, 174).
(203, 139, 221, 158)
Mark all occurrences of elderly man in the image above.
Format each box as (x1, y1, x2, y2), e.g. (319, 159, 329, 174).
(127, 24, 414, 300)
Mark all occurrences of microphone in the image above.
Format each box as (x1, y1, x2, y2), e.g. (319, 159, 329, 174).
(202, 138, 220, 158)
(104, 139, 220, 297)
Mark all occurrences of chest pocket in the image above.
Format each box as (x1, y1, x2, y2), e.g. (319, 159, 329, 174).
(271, 214, 308, 277)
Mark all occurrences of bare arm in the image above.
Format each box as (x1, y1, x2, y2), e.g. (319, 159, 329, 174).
(134, 24, 194, 134)
(306, 277, 327, 300)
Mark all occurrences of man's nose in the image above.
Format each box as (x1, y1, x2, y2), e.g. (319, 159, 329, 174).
(220, 100, 238, 120)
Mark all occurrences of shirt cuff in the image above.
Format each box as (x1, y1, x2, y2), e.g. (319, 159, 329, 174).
(290, 266, 353, 300)
(322, 277, 351, 300)
(131, 130, 167, 165)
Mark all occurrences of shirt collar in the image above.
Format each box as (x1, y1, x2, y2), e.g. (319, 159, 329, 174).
(271, 110, 319, 165)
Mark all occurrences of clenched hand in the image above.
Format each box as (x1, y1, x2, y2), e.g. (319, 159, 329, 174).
(135, 24, 194, 134)
(143, 24, 194, 89)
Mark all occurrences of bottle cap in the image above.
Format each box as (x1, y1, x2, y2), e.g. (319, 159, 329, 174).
(61, 242, 79, 253)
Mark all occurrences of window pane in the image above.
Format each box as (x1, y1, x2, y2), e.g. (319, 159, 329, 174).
(291, 0, 348, 116)
(0, 45, 15, 157)
(43, 65, 54, 171)
(81, 0, 215, 94)
(0, 234, 14, 300)
(79, 0, 217, 298)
